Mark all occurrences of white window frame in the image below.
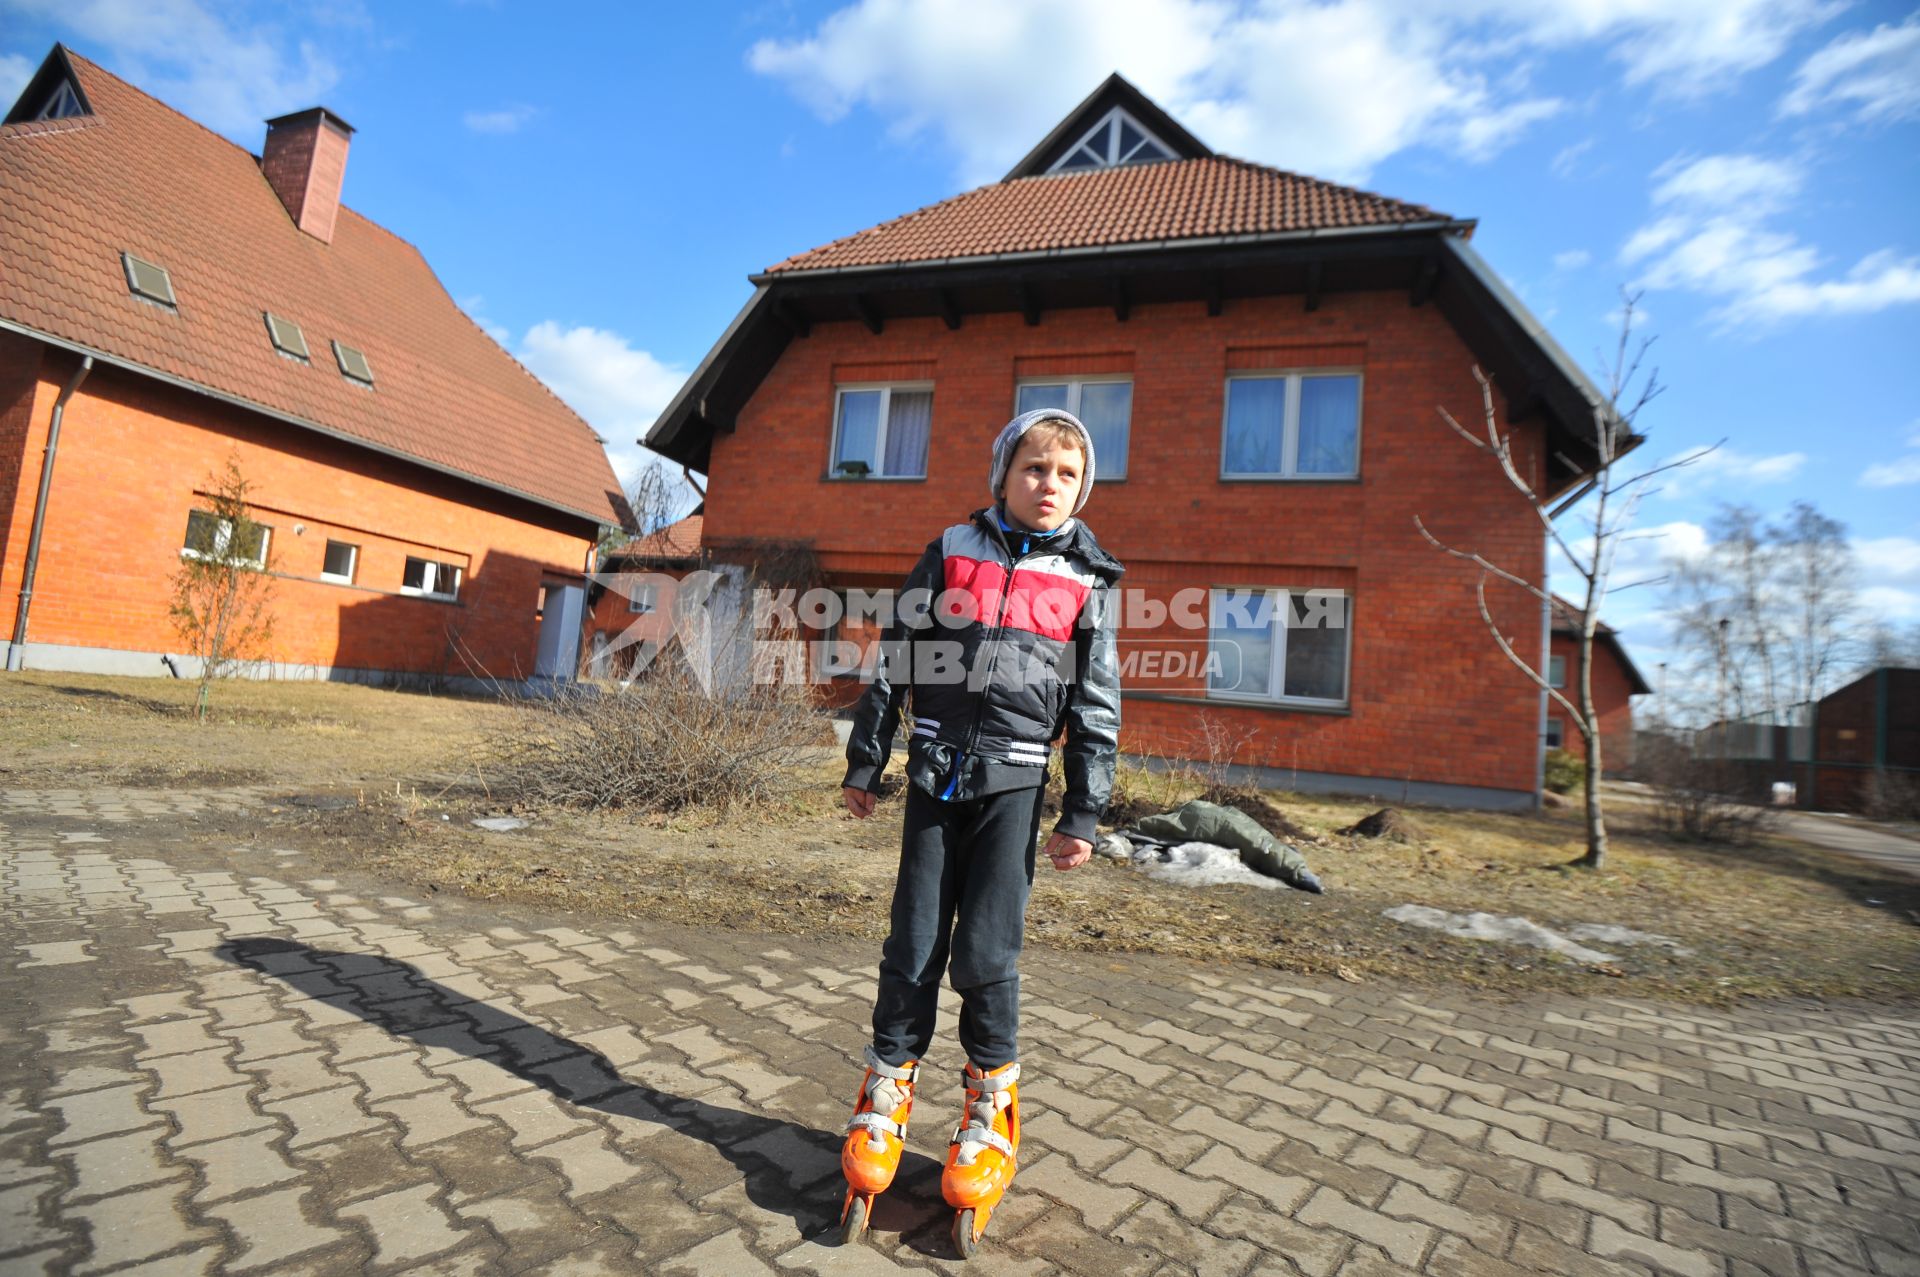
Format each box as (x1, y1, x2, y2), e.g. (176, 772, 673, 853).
(1014, 376, 1132, 479)
(1205, 587, 1352, 709)
(179, 510, 270, 569)
(829, 382, 933, 480)
(320, 539, 358, 585)
(1220, 370, 1363, 480)
(1545, 717, 1564, 749)
(1547, 654, 1566, 688)
(400, 556, 462, 602)
(627, 581, 659, 614)
(1046, 105, 1177, 173)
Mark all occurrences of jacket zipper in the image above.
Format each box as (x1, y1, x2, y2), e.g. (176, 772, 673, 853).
(949, 516, 1028, 796)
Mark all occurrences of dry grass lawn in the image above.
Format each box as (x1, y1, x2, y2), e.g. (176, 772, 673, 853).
(4, 670, 1916, 1004)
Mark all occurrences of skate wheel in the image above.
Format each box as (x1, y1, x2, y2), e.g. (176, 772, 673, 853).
(952, 1208, 979, 1259)
(838, 1193, 870, 1245)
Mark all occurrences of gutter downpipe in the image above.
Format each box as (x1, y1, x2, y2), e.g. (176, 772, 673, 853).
(7, 355, 93, 672)
(1537, 535, 1550, 809)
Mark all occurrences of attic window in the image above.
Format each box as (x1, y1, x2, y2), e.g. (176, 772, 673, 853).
(264, 312, 310, 361)
(121, 252, 176, 308)
(1050, 106, 1175, 173)
(333, 341, 374, 386)
(35, 79, 85, 121)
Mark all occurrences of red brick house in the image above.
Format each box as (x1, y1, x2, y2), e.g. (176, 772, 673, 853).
(1, 47, 624, 691)
(582, 511, 706, 679)
(1546, 595, 1652, 769)
(646, 75, 1633, 809)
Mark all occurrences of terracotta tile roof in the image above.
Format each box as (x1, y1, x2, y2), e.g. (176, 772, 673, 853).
(605, 513, 703, 564)
(0, 50, 622, 526)
(1550, 594, 1619, 635)
(765, 156, 1448, 274)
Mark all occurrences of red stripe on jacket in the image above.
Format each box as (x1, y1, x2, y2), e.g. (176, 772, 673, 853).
(941, 555, 1090, 642)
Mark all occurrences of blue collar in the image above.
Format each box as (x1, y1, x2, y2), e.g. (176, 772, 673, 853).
(996, 508, 1069, 556)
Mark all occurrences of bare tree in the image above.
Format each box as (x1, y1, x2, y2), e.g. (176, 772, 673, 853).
(168, 457, 277, 722)
(599, 459, 695, 556)
(1776, 501, 1858, 706)
(1415, 294, 1698, 870)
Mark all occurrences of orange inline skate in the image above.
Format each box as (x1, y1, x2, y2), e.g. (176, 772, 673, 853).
(837, 1047, 919, 1244)
(941, 1060, 1021, 1258)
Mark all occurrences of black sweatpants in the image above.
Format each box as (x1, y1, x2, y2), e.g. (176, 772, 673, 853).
(870, 782, 1045, 1070)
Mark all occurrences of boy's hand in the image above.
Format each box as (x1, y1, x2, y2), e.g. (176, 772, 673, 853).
(1044, 832, 1093, 871)
(843, 786, 877, 819)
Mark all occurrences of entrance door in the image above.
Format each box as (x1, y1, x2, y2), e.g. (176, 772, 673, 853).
(534, 583, 584, 679)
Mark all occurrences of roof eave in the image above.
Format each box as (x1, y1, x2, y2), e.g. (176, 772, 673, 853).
(2, 319, 618, 530)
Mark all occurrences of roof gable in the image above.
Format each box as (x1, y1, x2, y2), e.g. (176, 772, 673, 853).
(3, 45, 93, 126)
(0, 46, 622, 528)
(1004, 72, 1210, 180)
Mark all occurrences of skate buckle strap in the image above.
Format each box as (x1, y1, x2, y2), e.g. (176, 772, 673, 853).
(863, 1045, 918, 1083)
(960, 1062, 1020, 1092)
(949, 1124, 1015, 1157)
(846, 1111, 904, 1140)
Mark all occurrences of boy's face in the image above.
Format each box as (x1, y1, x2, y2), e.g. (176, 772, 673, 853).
(1002, 432, 1084, 533)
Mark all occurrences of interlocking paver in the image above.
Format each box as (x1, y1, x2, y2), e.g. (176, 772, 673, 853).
(5, 792, 1918, 1276)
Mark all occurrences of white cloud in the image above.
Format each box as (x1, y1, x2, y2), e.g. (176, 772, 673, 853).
(1644, 444, 1807, 500)
(741, 0, 1851, 183)
(5, 0, 343, 141)
(1550, 137, 1595, 180)
(1553, 249, 1592, 272)
(0, 51, 34, 111)
(1854, 535, 1920, 587)
(1864, 457, 1920, 487)
(1857, 585, 1920, 620)
(1622, 151, 1920, 329)
(463, 104, 537, 134)
(513, 321, 691, 494)
(1780, 13, 1920, 123)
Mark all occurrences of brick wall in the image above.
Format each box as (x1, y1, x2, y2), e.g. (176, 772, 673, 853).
(704, 291, 1557, 799)
(0, 351, 598, 681)
(1547, 632, 1638, 769)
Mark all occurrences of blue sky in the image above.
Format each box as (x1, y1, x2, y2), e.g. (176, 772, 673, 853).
(3, 0, 1917, 707)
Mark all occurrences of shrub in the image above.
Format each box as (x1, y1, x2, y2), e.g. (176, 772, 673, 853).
(1647, 757, 1781, 846)
(1542, 748, 1585, 795)
(494, 654, 829, 815)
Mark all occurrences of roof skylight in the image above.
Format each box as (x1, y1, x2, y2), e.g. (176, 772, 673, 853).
(35, 79, 84, 121)
(1050, 106, 1175, 173)
(121, 252, 176, 308)
(333, 340, 374, 386)
(264, 312, 310, 361)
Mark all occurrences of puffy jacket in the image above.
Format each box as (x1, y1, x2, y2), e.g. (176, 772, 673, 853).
(842, 508, 1125, 842)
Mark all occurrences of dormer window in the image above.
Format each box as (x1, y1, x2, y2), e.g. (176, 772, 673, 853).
(121, 252, 176, 308)
(1049, 106, 1175, 173)
(264, 312, 310, 361)
(333, 341, 374, 387)
(35, 79, 84, 121)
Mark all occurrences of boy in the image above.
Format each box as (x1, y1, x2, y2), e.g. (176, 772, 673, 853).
(836, 407, 1124, 1254)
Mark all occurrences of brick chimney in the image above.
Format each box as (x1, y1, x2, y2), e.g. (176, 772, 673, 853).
(260, 107, 354, 243)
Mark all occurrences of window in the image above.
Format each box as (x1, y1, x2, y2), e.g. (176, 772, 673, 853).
(35, 79, 85, 121)
(628, 581, 658, 614)
(1015, 378, 1132, 479)
(321, 540, 357, 584)
(831, 385, 932, 479)
(1207, 587, 1350, 707)
(333, 341, 374, 387)
(1545, 717, 1564, 749)
(1548, 654, 1566, 688)
(401, 556, 461, 601)
(1222, 373, 1361, 478)
(1049, 106, 1176, 172)
(265, 312, 310, 361)
(180, 509, 270, 568)
(122, 252, 176, 308)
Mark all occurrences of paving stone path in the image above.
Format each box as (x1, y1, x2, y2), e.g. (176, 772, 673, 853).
(2, 787, 1917, 1276)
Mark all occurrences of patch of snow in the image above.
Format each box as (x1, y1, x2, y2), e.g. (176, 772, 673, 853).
(1564, 923, 1693, 957)
(1384, 905, 1616, 964)
(473, 817, 529, 832)
(1129, 841, 1282, 890)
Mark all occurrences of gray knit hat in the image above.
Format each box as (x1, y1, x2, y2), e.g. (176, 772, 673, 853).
(988, 408, 1097, 515)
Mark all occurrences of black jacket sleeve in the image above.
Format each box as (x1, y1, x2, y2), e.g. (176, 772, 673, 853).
(841, 538, 943, 794)
(1054, 579, 1121, 843)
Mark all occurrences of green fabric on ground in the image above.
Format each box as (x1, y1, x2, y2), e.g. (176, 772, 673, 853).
(1125, 800, 1320, 891)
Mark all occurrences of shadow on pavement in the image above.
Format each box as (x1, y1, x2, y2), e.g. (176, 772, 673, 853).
(215, 937, 948, 1250)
